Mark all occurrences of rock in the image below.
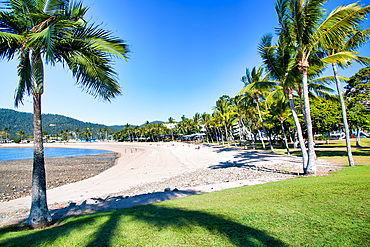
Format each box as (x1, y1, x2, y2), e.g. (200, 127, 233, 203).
(164, 188, 171, 192)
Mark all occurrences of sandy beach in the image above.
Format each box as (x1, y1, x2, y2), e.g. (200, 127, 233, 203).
(0, 142, 340, 227)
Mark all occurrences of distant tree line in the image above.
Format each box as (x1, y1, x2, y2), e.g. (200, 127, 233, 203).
(0, 108, 123, 141)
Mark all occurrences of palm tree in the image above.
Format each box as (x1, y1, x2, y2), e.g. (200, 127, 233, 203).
(75, 128, 80, 141)
(241, 66, 275, 152)
(320, 3, 370, 166)
(2, 127, 9, 140)
(193, 113, 201, 134)
(0, 0, 129, 228)
(258, 30, 309, 170)
(16, 130, 25, 142)
(268, 91, 292, 155)
(167, 117, 176, 141)
(201, 113, 213, 143)
(98, 128, 104, 141)
(281, 0, 370, 173)
(83, 127, 92, 141)
(213, 96, 238, 147)
(103, 127, 110, 141)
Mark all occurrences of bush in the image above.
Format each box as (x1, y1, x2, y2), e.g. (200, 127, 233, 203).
(12, 137, 21, 143)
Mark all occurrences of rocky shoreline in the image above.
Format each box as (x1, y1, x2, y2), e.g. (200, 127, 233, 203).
(0, 152, 117, 202)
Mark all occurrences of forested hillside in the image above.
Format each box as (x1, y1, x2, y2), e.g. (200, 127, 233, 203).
(0, 108, 124, 140)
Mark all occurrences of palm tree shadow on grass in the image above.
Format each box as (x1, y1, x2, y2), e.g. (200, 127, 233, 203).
(1, 204, 287, 246)
(289, 149, 370, 158)
(85, 204, 287, 246)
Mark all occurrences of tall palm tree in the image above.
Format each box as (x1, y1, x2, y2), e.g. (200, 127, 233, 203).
(241, 66, 275, 152)
(201, 112, 213, 143)
(258, 29, 309, 170)
(0, 0, 129, 228)
(320, 3, 370, 166)
(75, 128, 80, 141)
(103, 127, 110, 141)
(193, 113, 201, 134)
(268, 91, 292, 155)
(2, 127, 10, 140)
(281, 0, 369, 173)
(167, 117, 176, 141)
(16, 130, 25, 142)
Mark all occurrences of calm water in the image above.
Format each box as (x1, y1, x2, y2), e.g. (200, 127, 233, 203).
(0, 148, 113, 161)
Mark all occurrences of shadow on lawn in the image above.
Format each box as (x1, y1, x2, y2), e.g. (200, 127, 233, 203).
(0, 204, 287, 246)
(208, 149, 303, 175)
(289, 149, 370, 158)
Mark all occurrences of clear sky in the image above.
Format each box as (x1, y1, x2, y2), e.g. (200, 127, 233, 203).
(1, 0, 369, 126)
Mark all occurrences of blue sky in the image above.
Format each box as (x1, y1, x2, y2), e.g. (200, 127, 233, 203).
(1, 0, 369, 126)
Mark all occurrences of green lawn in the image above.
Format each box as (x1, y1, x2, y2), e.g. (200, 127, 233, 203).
(1, 163, 369, 246)
(274, 138, 370, 166)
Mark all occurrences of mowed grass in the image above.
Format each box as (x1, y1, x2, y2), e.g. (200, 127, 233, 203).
(275, 138, 370, 166)
(0, 163, 369, 246)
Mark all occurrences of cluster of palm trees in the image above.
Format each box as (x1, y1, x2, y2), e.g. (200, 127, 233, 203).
(116, 1, 369, 177)
(248, 0, 370, 174)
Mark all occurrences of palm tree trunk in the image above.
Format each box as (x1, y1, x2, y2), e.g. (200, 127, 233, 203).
(356, 127, 361, 147)
(288, 91, 308, 169)
(280, 119, 290, 155)
(332, 63, 355, 166)
(247, 120, 254, 150)
(300, 66, 316, 174)
(28, 52, 51, 228)
(256, 100, 274, 152)
(299, 93, 307, 121)
(237, 110, 245, 146)
(224, 124, 230, 147)
(252, 109, 265, 150)
(219, 127, 225, 146)
(28, 93, 51, 228)
(229, 126, 237, 147)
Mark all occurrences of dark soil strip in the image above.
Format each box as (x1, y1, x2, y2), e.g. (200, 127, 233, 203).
(0, 153, 117, 202)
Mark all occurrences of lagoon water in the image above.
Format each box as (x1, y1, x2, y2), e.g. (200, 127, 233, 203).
(0, 148, 113, 162)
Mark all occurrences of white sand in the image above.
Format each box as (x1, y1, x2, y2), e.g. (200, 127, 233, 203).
(0, 142, 305, 214)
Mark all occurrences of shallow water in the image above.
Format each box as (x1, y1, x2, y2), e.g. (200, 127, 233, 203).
(0, 148, 113, 161)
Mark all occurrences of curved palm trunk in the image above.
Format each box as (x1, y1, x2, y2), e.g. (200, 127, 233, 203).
(218, 127, 224, 146)
(300, 66, 316, 174)
(229, 126, 237, 147)
(356, 127, 361, 147)
(214, 127, 220, 145)
(237, 110, 246, 147)
(247, 119, 255, 150)
(332, 63, 355, 166)
(256, 100, 274, 152)
(224, 124, 230, 147)
(252, 109, 265, 150)
(288, 91, 308, 169)
(280, 119, 290, 155)
(28, 52, 51, 228)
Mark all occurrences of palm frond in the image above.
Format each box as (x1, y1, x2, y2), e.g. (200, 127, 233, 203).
(317, 3, 370, 50)
(321, 51, 358, 64)
(310, 75, 347, 85)
(344, 28, 370, 51)
(63, 49, 121, 101)
(15, 50, 32, 106)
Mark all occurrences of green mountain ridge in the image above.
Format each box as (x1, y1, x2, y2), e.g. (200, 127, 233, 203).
(0, 108, 125, 139)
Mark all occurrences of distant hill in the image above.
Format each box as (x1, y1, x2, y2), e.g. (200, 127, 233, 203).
(0, 108, 125, 139)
